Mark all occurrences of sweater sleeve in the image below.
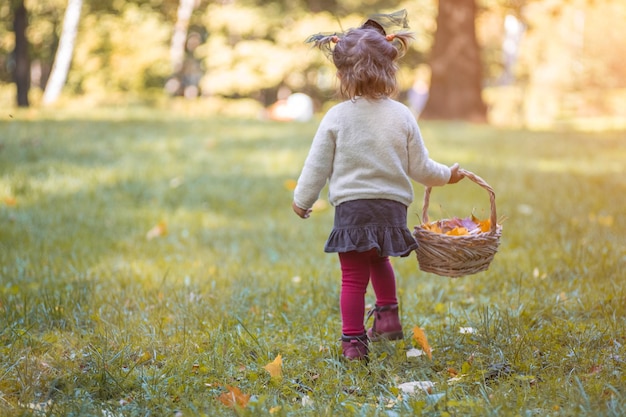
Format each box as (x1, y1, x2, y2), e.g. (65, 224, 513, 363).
(407, 122, 451, 187)
(293, 113, 337, 210)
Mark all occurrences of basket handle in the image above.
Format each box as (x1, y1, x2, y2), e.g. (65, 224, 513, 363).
(422, 168, 498, 234)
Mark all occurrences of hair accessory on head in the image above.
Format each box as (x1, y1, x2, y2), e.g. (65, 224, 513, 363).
(305, 33, 341, 54)
(361, 19, 386, 36)
(362, 10, 412, 57)
(306, 9, 412, 58)
(360, 9, 410, 36)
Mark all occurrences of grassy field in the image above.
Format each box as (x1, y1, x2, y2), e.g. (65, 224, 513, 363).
(0, 109, 625, 416)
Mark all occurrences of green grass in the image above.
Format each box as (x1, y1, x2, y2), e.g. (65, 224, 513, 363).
(0, 109, 625, 416)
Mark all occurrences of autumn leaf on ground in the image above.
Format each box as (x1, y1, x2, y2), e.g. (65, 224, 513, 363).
(412, 326, 432, 359)
(218, 385, 250, 408)
(146, 221, 167, 240)
(264, 354, 282, 378)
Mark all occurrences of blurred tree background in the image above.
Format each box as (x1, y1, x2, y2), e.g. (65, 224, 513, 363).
(1, 0, 625, 127)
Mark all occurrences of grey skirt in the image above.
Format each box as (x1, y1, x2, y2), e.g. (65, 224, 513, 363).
(324, 199, 418, 257)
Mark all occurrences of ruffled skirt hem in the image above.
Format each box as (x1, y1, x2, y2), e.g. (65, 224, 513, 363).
(323, 199, 418, 257)
(324, 226, 418, 257)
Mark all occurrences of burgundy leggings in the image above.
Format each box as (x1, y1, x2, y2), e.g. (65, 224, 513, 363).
(338, 248, 398, 336)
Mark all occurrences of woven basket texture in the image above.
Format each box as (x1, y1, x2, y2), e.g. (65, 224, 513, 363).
(413, 169, 502, 278)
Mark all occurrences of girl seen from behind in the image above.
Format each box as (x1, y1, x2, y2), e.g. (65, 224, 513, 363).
(292, 10, 464, 361)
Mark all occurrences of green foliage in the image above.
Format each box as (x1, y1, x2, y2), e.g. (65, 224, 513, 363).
(196, 1, 426, 99)
(68, 4, 170, 100)
(0, 110, 625, 415)
(2, 0, 625, 124)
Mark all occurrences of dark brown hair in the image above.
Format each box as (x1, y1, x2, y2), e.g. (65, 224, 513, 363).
(306, 10, 414, 100)
(331, 28, 413, 100)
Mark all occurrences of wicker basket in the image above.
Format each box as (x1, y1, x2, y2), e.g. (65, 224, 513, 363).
(413, 169, 502, 278)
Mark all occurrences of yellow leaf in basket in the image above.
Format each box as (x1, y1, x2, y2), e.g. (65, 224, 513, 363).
(412, 326, 432, 359)
(422, 222, 442, 234)
(472, 214, 491, 233)
(445, 227, 469, 236)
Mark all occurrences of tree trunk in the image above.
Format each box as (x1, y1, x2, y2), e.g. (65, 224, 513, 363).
(421, 0, 487, 122)
(170, 0, 196, 74)
(13, 0, 30, 107)
(42, 0, 83, 106)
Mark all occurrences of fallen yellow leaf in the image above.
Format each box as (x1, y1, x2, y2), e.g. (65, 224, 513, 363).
(146, 221, 167, 240)
(412, 326, 432, 359)
(264, 354, 282, 378)
(218, 385, 250, 408)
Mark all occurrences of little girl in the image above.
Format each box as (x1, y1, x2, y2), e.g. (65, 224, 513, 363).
(292, 10, 463, 360)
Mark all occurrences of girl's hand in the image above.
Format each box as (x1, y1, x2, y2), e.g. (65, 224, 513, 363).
(448, 163, 464, 184)
(292, 201, 312, 219)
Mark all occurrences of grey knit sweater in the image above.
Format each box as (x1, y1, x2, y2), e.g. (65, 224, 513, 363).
(294, 98, 451, 210)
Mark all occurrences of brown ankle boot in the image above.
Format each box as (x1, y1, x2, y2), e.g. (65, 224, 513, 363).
(341, 333, 369, 360)
(367, 304, 404, 341)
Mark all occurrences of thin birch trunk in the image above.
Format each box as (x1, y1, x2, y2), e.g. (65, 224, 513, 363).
(171, 0, 197, 74)
(42, 0, 82, 105)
